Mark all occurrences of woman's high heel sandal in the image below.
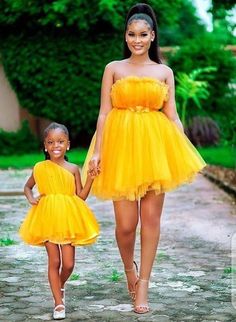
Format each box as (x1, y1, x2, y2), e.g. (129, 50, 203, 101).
(53, 304, 65, 320)
(134, 279, 150, 314)
(125, 261, 139, 301)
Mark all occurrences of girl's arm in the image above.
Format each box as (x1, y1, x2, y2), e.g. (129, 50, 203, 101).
(74, 166, 94, 200)
(162, 67, 184, 132)
(24, 172, 39, 205)
(89, 63, 114, 171)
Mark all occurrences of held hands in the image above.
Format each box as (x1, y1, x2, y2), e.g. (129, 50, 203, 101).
(88, 154, 101, 177)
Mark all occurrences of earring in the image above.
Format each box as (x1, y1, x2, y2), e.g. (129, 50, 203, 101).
(45, 148, 47, 152)
(67, 147, 69, 151)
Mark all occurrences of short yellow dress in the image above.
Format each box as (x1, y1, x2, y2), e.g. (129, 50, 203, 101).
(19, 160, 99, 246)
(84, 76, 206, 201)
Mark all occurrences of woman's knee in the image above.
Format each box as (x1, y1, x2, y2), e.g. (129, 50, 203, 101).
(48, 257, 61, 269)
(62, 260, 74, 273)
(116, 223, 137, 236)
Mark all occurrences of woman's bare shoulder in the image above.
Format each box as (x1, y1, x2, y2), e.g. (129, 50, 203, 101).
(157, 63, 173, 74)
(105, 60, 129, 71)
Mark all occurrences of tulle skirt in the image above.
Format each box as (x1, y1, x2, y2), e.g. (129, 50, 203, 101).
(83, 108, 206, 201)
(19, 194, 99, 246)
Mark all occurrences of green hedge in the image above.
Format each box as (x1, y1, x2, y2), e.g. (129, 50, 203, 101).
(0, 120, 39, 155)
(168, 33, 236, 144)
(0, 31, 122, 145)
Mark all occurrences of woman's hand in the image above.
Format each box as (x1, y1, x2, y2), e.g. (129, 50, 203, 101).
(28, 194, 42, 205)
(89, 154, 101, 176)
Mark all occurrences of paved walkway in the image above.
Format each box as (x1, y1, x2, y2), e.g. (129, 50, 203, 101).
(0, 169, 235, 321)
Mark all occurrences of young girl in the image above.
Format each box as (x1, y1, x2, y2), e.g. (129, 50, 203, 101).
(19, 122, 99, 320)
(86, 2, 206, 315)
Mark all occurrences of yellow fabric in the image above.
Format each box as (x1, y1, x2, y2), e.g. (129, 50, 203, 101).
(19, 160, 99, 246)
(83, 76, 206, 201)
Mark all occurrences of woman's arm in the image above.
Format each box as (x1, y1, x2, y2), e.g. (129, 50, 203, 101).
(24, 172, 39, 205)
(162, 67, 184, 133)
(89, 63, 114, 171)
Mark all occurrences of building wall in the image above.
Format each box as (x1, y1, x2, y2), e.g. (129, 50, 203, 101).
(0, 64, 20, 131)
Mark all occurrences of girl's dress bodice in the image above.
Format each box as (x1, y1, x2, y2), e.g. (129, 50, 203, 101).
(34, 160, 76, 196)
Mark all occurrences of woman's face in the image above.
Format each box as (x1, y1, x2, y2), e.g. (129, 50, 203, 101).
(126, 19, 155, 56)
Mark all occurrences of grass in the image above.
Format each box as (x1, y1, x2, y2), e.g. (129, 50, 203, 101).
(0, 145, 235, 170)
(109, 269, 122, 282)
(0, 148, 88, 169)
(197, 145, 235, 168)
(69, 273, 80, 281)
(223, 266, 236, 274)
(0, 236, 17, 246)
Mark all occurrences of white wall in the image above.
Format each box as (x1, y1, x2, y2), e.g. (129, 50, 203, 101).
(0, 64, 20, 131)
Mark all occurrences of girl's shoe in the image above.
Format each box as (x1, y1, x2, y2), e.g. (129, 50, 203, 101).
(134, 279, 150, 314)
(61, 288, 65, 304)
(125, 261, 139, 301)
(53, 304, 65, 320)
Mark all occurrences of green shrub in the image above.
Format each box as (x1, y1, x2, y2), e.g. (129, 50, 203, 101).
(0, 120, 39, 155)
(0, 1, 207, 145)
(168, 33, 236, 115)
(0, 31, 122, 145)
(168, 33, 236, 144)
(185, 116, 220, 147)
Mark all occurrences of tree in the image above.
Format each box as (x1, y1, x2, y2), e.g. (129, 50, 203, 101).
(0, 0, 208, 143)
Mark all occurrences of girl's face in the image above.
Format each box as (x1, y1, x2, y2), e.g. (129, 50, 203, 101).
(44, 128, 70, 161)
(126, 20, 155, 57)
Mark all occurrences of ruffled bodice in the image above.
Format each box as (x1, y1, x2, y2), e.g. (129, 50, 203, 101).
(111, 76, 169, 111)
(34, 160, 75, 196)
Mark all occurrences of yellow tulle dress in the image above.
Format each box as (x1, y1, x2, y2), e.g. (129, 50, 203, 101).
(19, 160, 99, 246)
(83, 76, 206, 201)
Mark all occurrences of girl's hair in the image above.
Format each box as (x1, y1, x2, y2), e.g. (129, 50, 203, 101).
(43, 122, 69, 161)
(123, 3, 162, 64)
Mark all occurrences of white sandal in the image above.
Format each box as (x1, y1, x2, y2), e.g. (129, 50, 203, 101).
(53, 304, 65, 320)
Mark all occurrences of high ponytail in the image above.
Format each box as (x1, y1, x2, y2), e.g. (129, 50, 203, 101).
(123, 3, 161, 64)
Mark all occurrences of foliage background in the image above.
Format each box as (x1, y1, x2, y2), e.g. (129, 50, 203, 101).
(0, 0, 235, 147)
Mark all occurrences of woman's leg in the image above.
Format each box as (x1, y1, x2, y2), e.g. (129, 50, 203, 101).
(113, 200, 139, 296)
(60, 244, 75, 291)
(135, 191, 165, 311)
(45, 242, 64, 309)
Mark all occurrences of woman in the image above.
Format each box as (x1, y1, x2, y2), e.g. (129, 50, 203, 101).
(86, 2, 206, 314)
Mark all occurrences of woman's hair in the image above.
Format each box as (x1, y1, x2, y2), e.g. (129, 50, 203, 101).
(43, 122, 69, 161)
(123, 3, 161, 64)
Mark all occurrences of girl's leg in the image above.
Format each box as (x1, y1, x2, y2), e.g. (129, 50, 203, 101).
(135, 191, 165, 311)
(60, 244, 75, 290)
(113, 200, 139, 296)
(45, 242, 64, 309)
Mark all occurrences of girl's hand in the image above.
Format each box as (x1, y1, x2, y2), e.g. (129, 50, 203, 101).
(89, 154, 101, 176)
(87, 168, 100, 179)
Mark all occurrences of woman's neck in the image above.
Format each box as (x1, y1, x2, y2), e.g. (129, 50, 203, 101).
(127, 54, 153, 65)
